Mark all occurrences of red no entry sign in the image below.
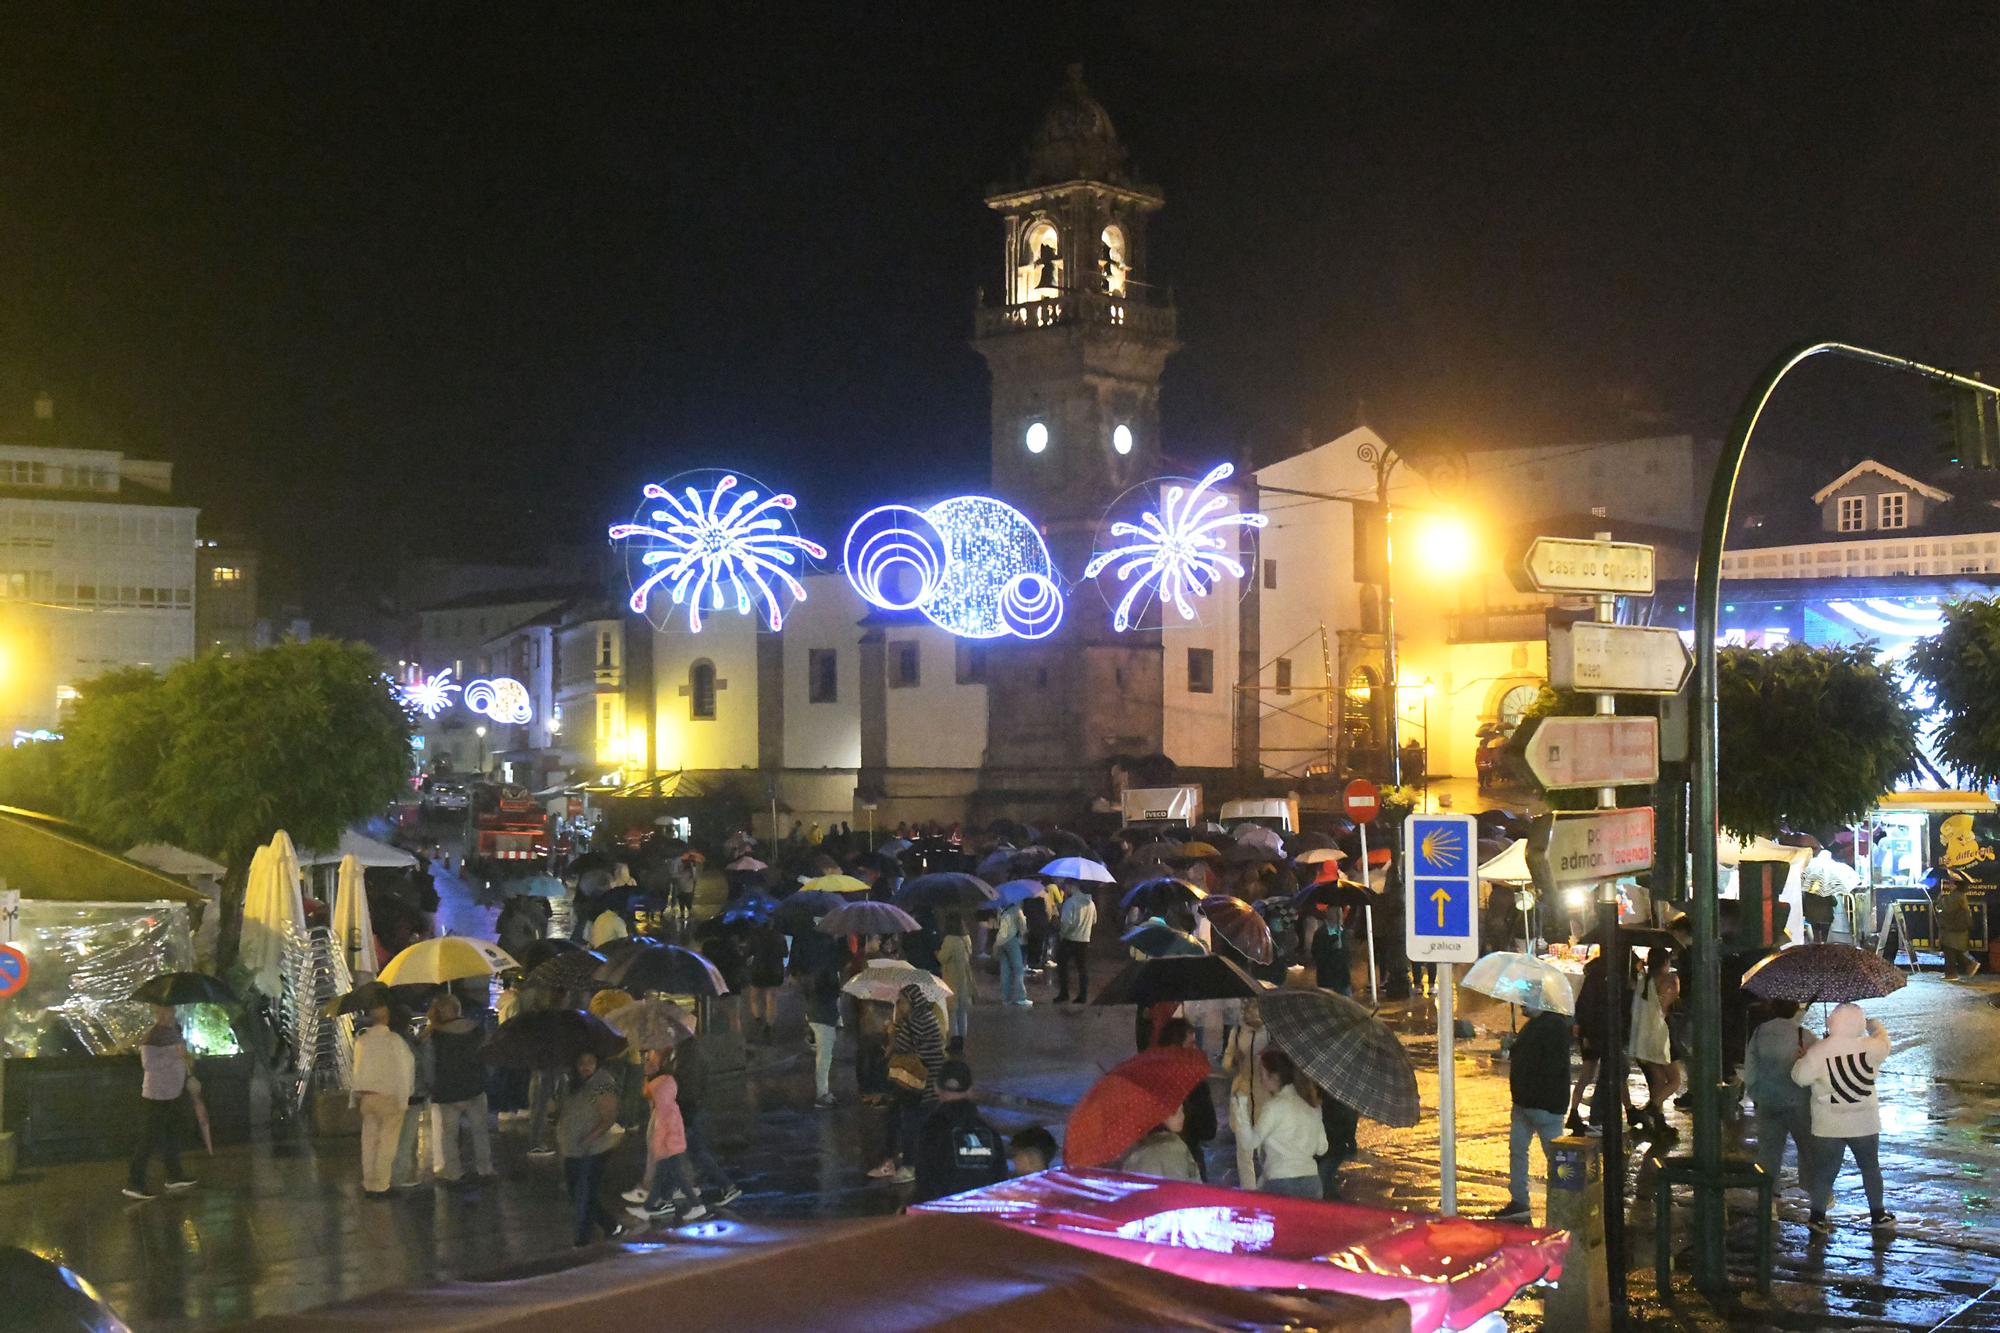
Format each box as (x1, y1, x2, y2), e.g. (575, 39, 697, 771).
(1343, 779, 1380, 821)
(0, 944, 28, 998)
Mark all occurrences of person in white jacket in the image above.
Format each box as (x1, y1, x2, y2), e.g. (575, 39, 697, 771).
(1231, 1047, 1328, 1199)
(1791, 1002, 1894, 1234)
(352, 1003, 416, 1198)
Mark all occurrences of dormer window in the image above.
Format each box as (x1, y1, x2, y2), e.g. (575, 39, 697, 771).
(1878, 492, 1907, 529)
(1837, 496, 1866, 532)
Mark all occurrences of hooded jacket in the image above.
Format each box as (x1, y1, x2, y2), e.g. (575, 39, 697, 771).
(1791, 1003, 1890, 1138)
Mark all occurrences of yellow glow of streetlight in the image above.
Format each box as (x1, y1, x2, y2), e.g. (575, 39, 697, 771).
(1412, 512, 1476, 578)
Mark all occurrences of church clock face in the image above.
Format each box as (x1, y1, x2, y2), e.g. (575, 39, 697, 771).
(1025, 421, 1049, 454)
(1112, 423, 1133, 455)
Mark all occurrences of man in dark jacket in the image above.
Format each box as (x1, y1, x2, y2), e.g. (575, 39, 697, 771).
(1496, 1005, 1572, 1221)
(912, 1060, 1008, 1204)
(426, 995, 493, 1181)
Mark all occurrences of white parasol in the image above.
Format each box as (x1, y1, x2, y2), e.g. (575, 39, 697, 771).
(241, 838, 305, 997)
(331, 852, 378, 979)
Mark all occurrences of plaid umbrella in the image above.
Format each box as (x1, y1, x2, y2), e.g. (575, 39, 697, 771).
(1121, 876, 1208, 917)
(481, 1009, 628, 1068)
(604, 997, 694, 1050)
(525, 948, 610, 993)
(1462, 951, 1576, 1015)
(1742, 943, 1908, 1004)
(1065, 1046, 1213, 1169)
(819, 900, 922, 937)
(595, 942, 730, 998)
(1092, 954, 1264, 1007)
(1121, 922, 1208, 958)
(1197, 897, 1275, 966)
(896, 872, 999, 912)
(1258, 988, 1420, 1127)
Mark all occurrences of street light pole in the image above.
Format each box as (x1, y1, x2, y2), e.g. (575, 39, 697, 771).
(1357, 440, 1402, 786)
(1687, 340, 2000, 1290)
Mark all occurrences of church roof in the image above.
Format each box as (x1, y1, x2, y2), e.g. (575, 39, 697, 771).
(1025, 65, 1128, 186)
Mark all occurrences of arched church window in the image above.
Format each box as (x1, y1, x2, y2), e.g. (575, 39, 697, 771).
(1100, 224, 1128, 294)
(1016, 219, 1061, 302)
(690, 660, 717, 721)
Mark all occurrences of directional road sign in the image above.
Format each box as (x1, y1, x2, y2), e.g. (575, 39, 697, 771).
(1405, 812, 1480, 964)
(1525, 808, 1656, 885)
(1509, 537, 1656, 596)
(1549, 622, 1693, 696)
(1513, 715, 1660, 790)
(0, 943, 28, 999)
(1343, 779, 1380, 821)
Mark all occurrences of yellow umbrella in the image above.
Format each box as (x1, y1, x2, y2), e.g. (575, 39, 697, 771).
(379, 936, 518, 986)
(800, 873, 871, 895)
(1176, 842, 1222, 860)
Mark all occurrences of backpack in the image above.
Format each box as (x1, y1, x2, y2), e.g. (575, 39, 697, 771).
(948, 1114, 1006, 1188)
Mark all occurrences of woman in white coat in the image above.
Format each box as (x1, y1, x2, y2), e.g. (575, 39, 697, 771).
(1791, 1002, 1894, 1234)
(1230, 1047, 1328, 1199)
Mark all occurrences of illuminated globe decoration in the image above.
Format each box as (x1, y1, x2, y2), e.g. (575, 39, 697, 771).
(844, 496, 1063, 640)
(398, 668, 461, 720)
(610, 472, 827, 633)
(1085, 462, 1268, 632)
(464, 676, 533, 726)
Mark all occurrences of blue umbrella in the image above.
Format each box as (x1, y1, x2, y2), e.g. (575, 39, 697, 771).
(507, 873, 569, 899)
(1120, 875, 1207, 915)
(716, 894, 780, 929)
(991, 878, 1049, 908)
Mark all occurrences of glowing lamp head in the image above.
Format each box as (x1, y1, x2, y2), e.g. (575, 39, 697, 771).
(1413, 512, 1476, 578)
(1112, 423, 1134, 455)
(1025, 421, 1049, 454)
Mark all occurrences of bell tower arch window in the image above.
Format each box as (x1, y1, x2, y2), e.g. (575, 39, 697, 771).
(1100, 224, 1128, 294)
(1016, 218, 1062, 302)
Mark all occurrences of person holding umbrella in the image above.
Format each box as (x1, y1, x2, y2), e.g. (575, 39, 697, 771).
(352, 1000, 415, 1198)
(1053, 878, 1097, 1004)
(556, 1049, 627, 1245)
(866, 982, 945, 1183)
(1743, 998, 1813, 1188)
(425, 993, 495, 1183)
(124, 1004, 198, 1200)
(1492, 1000, 1572, 1222)
(1793, 1002, 1895, 1235)
(1231, 1048, 1328, 1199)
(1156, 1017, 1217, 1181)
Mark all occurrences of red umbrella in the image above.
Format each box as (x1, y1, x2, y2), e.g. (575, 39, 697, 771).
(1064, 1046, 1212, 1169)
(1197, 896, 1275, 965)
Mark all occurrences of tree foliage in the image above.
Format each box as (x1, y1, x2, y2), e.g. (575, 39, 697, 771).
(1908, 598, 2000, 787)
(1524, 642, 1916, 838)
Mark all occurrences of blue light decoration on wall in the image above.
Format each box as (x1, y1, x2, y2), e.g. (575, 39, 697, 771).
(844, 496, 1064, 640)
(1085, 462, 1268, 631)
(610, 472, 827, 632)
(398, 667, 462, 719)
(464, 676, 534, 725)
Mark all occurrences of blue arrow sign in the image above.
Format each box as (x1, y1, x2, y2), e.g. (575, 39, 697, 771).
(1405, 813, 1480, 963)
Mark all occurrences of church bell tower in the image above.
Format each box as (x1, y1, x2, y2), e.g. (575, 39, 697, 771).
(973, 66, 1179, 817)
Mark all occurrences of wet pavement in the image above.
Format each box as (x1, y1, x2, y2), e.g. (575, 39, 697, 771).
(12, 848, 2000, 1328)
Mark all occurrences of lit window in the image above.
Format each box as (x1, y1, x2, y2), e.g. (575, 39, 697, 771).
(210, 566, 242, 584)
(890, 641, 920, 688)
(1025, 421, 1049, 455)
(1836, 496, 1866, 532)
(808, 649, 837, 703)
(1187, 647, 1214, 694)
(689, 661, 717, 720)
(1112, 423, 1133, 455)
(1878, 492, 1907, 529)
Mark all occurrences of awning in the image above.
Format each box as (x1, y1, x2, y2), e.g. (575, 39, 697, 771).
(1478, 838, 1532, 884)
(0, 806, 203, 905)
(1875, 789, 1998, 814)
(297, 830, 418, 869)
(124, 842, 228, 880)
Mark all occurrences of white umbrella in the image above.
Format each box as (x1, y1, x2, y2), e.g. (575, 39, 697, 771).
(1233, 825, 1285, 856)
(841, 958, 953, 1006)
(331, 852, 377, 979)
(241, 841, 305, 997)
(1462, 951, 1576, 1015)
(125, 842, 228, 879)
(298, 829, 418, 869)
(1041, 856, 1115, 883)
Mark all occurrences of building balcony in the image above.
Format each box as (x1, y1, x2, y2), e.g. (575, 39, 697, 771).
(593, 666, 622, 687)
(974, 290, 1176, 342)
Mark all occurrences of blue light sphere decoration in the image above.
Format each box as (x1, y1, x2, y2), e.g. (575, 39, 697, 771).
(610, 471, 827, 633)
(844, 496, 1064, 640)
(1085, 462, 1268, 632)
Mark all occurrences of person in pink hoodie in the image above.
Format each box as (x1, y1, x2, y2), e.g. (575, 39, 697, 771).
(627, 1047, 706, 1225)
(1791, 1002, 1894, 1235)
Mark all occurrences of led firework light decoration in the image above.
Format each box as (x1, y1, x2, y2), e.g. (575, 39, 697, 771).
(1085, 462, 1268, 632)
(464, 676, 533, 725)
(399, 667, 462, 719)
(610, 472, 827, 632)
(844, 496, 1064, 640)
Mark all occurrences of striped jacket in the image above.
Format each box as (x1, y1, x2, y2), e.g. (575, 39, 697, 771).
(1791, 1002, 1891, 1138)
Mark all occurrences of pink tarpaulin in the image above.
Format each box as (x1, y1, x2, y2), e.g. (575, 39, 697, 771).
(915, 1168, 1567, 1332)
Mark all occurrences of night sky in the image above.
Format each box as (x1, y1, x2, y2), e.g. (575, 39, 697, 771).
(4, 5, 1996, 627)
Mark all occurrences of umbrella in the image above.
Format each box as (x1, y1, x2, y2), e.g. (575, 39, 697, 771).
(566, 850, 624, 878)
(130, 971, 238, 1008)
(1122, 922, 1209, 958)
(596, 941, 729, 997)
(714, 894, 781, 929)
(595, 934, 655, 963)
(1121, 876, 1208, 916)
(1258, 988, 1420, 1127)
(1223, 842, 1278, 866)
(506, 873, 570, 899)
(976, 848, 1018, 880)
(482, 1009, 628, 1069)
(992, 878, 1051, 908)
(1741, 943, 1908, 1004)
(774, 889, 845, 933)
(319, 979, 439, 1018)
(896, 872, 999, 912)
(1293, 847, 1344, 865)
(525, 948, 611, 993)
(1295, 878, 1374, 913)
(842, 958, 953, 1006)
(800, 873, 873, 896)
(605, 997, 695, 1050)
(378, 936, 519, 986)
(1041, 856, 1115, 883)
(1128, 840, 1182, 865)
(819, 900, 923, 937)
(1093, 954, 1264, 1007)
(1290, 831, 1339, 852)
(1197, 897, 1276, 966)
(726, 855, 768, 872)
(1462, 951, 1577, 1015)
(1174, 842, 1222, 860)
(125, 842, 228, 879)
(240, 840, 304, 997)
(331, 852, 378, 979)
(1042, 830, 1091, 858)
(1233, 825, 1286, 855)
(510, 937, 584, 974)
(986, 818, 1033, 842)
(1064, 1046, 1213, 1169)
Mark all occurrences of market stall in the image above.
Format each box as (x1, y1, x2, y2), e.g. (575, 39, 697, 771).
(1852, 790, 2000, 962)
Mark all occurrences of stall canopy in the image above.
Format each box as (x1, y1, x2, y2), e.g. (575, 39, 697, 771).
(0, 806, 202, 905)
(298, 830, 418, 869)
(1477, 839, 1531, 884)
(125, 842, 228, 880)
(243, 1213, 1383, 1333)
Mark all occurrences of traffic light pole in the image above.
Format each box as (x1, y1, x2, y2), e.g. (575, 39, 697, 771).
(1687, 341, 2000, 1290)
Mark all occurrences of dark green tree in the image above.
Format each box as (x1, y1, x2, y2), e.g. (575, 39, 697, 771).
(1908, 598, 2000, 786)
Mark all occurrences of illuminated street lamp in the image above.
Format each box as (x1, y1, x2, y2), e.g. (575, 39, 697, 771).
(475, 723, 487, 775)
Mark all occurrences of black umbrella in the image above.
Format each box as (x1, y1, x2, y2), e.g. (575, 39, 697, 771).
(1257, 988, 1420, 1128)
(1289, 831, 1339, 853)
(1121, 875, 1208, 916)
(1093, 954, 1264, 1006)
(773, 889, 845, 933)
(1224, 841, 1279, 866)
(1121, 922, 1209, 958)
(596, 934, 656, 964)
(320, 980, 439, 1019)
(481, 1009, 628, 1069)
(596, 941, 730, 997)
(1042, 829, 1090, 858)
(130, 971, 238, 1008)
(524, 948, 610, 993)
(896, 872, 999, 912)
(1294, 879, 1375, 913)
(510, 937, 585, 975)
(566, 850, 625, 879)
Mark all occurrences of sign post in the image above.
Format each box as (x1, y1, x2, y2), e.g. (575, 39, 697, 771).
(1344, 781, 1381, 1004)
(1513, 715, 1660, 790)
(1549, 622, 1693, 695)
(1509, 536, 1657, 596)
(1405, 811, 1480, 1215)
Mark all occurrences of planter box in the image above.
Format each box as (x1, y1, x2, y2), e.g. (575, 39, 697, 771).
(1, 1053, 254, 1166)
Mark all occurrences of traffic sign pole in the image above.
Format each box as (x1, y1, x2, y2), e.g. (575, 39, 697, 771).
(1438, 960, 1456, 1216)
(1359, 822, 1377, 1005)
(1406, 811, 1478, 1218)
(1589, 543, 1628, 1319)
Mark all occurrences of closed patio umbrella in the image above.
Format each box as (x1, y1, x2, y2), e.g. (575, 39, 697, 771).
(241, 841, 304, 998)
(331, 852, 378, 979)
